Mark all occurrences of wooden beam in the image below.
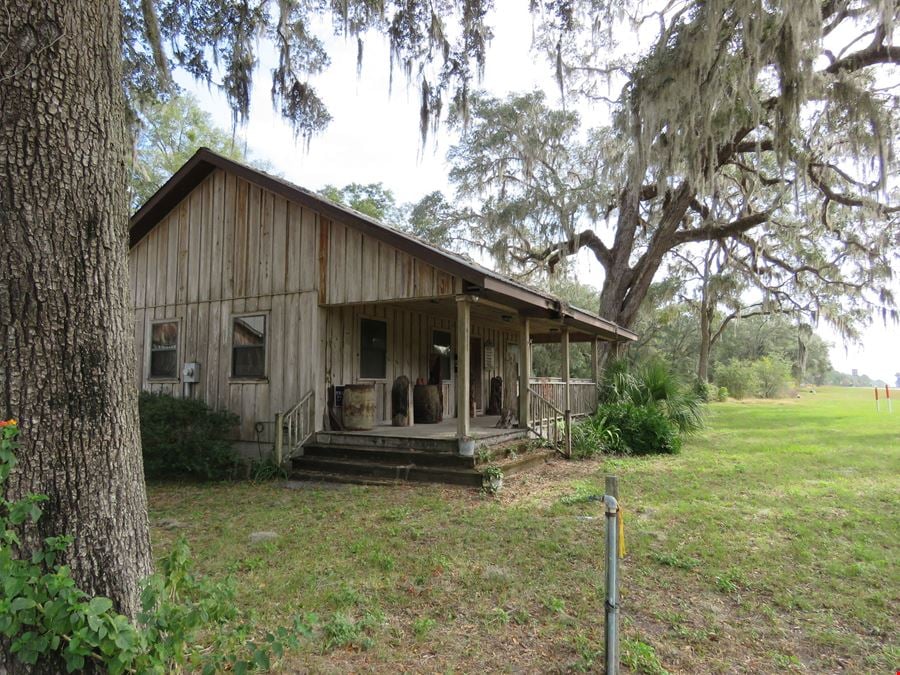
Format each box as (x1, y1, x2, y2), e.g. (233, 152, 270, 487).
(591, 338, 600, 383)
(563, 328, 571, 410)
(518, 318, 531, 430)
(563, 327, 571, 458)
(456, 296, 471, 441)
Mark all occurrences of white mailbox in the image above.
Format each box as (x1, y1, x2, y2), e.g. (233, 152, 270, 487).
(182, 362, 201, 383)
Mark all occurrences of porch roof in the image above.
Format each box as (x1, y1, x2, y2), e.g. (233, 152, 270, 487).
(130, 148, 637, 344)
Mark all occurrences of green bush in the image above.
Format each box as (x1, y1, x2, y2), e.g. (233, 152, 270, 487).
(139, 393, 239, 480)
(600, 359, 705, 435)
(570, 416, 621, 459)
(716, 386, 729, 402)
(595, 402, 681, 455)
(692, 379, 717, 403)
(754, 355, 793, 398)
(714, 357, 793, 399)
(713, 359, 759, 399)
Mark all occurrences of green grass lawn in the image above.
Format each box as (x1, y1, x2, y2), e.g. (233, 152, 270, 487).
(149, 387, 899, 673)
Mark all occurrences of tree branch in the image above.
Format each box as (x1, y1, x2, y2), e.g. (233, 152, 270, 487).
(673, 210, 773, 245)
(825, 43, 900, 74)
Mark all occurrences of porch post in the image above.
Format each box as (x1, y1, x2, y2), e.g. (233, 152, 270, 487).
(562, 326, 572, 458)
(456, 296, 471, 441)
(562, 327, 571, 410)
(591, 338, 600, 383)
(518, 318, 531, 429)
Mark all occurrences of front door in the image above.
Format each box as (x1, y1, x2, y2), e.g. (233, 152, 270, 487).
(469, 337, 482, 415)
(430, 329, 453, 419)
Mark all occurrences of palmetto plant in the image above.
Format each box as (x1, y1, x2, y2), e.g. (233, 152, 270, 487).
(600, 359, 705, 435)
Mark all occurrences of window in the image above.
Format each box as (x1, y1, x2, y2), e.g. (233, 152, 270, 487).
(359, 318, 387, 379)
(431, 330, 451, 382)
(149, 321, 178, 379)
(232, 315, 266, 379)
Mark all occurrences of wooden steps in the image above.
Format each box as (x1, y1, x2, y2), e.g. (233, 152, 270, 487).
(291, 447, 483, 486)
(290, 436, 553, 487)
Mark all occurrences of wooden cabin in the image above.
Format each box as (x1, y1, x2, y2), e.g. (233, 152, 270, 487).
(128, 148, 637, 484)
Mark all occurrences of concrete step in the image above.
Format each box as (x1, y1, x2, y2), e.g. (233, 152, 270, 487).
(301, 443, 476, 468)
(290, 455, 484, 487)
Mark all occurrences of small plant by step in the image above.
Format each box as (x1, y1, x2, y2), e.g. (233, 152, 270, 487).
(481, 465, 504, 495)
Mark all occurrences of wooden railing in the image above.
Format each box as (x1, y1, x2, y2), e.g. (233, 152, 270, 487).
(529, 378, 598, 418)
(529, 387, 568, 454)
(274, 390, 315, 465)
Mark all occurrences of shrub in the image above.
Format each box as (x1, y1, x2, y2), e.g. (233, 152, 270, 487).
(753, 355, 793, 398)
(713, 359, 759, 399)
(716, 386, 729, 402)
(600, 359, 705, 435)
(139, 393, 239, 480)
(693, 379, 715, 403)
(596, 402, 681, 455)
(570, 416, 621, 459)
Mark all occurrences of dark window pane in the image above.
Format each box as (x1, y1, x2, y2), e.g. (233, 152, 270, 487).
(232, 315, 266, 378)
(432, 330, 451, 381)
(233, 347, 266, 378)
(150, 347, 177, 379)
(150, 321, 178, 378)
(151, 322, 177, 348)
(360, 318, 387, 379)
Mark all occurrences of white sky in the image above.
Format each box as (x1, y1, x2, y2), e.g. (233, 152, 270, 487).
(176, 6, 899, 384)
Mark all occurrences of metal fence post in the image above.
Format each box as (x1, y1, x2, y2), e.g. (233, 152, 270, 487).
(605, 474, 620, 674)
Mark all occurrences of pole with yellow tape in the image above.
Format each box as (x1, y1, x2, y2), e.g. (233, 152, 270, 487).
(604, 475, 621, 674)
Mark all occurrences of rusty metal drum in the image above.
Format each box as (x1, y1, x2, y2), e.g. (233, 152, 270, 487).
(342, 383, 376, 430)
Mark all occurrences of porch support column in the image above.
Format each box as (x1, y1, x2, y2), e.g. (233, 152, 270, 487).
(562, 326, 572, 458)
(456, 295, 471, 441)
(518, 318, 531, 429)
(591, 338, 600, 383)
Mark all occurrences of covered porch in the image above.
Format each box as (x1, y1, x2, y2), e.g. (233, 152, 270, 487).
(318, 287, 633, 456)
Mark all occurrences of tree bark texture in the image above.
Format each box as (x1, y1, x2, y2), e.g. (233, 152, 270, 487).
(697, 301, 712, 384)
(0, 0, 152, 650)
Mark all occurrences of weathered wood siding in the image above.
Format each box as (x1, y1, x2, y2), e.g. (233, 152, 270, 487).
(130, 166, 520, 442)
(324, 304, 520, 423)
(129, 170, 322, 442)
(319, 219, 460, 305)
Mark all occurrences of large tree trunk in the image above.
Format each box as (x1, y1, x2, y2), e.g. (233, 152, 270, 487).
(697, 289, 714, 384)
(697, 310, 712, 384)
(0, 0, 152, 647)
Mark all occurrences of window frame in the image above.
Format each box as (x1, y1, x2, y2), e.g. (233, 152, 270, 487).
(147, 318, 181, 382)
(358, 316, 389, 382)
(230, 312, 269, 382)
